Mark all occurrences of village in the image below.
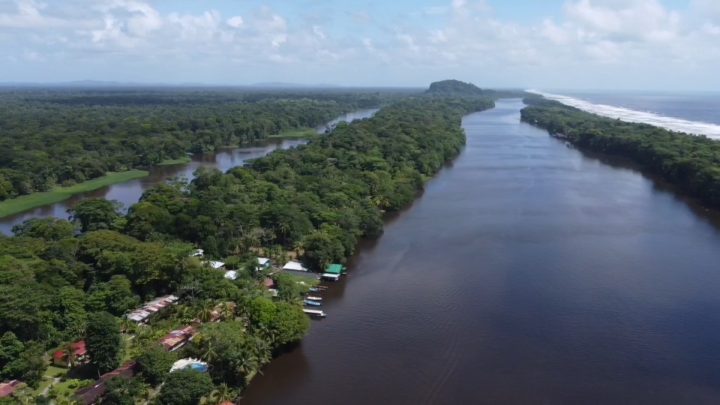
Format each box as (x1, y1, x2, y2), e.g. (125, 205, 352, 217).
(0, 249, 347, 404)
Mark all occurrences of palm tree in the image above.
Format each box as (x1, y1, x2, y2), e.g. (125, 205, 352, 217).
(57, 342, 76, 368)
(200, 383, 237, 405)
(197, 300, 215, 323)
(217, 302, 236, 321)
(199, 339, 218, 365)
(292, 240, 304, 258)
(119, 317, 136, 334)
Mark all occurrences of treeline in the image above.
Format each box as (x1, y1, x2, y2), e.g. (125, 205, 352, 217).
(0, 89, 397, 201)
(0, 90, 493, 402)
(521, 97, 720, 207)
(124, 96, 495, 267)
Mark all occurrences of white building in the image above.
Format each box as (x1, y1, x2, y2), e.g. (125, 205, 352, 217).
(282, 261, 308, 272)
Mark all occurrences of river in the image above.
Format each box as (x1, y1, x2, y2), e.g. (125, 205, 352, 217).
(0, 109, 378, 235)
(240, 99, 720, 404)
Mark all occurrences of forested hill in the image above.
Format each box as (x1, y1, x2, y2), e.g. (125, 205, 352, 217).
(521, 97, 720, 208)
(426, 80, 488, 97)
(0, 91, 493, 403)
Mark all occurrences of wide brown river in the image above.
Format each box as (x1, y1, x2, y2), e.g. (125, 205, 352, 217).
(240, 99, 720, 404)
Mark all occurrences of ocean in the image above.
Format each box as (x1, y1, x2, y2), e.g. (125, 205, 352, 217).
(533, 90, 720, 139)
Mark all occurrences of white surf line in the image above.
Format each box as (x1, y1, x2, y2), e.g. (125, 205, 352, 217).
(527, 90, 720, 140)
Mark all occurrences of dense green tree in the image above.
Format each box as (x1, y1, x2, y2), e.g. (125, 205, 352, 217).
(70, 199, 123, 232)
(54, 286, 88, 339)
(186, 321, 271, 387)
(1, 342, 46, 387)
(245, 297, 309, 348)
(0, 332, 24, 370)
(300, 228, 345, 271)
(158, 369, 214, 405)
(85, 276, 139, 316)
(136, 344, 177, 385)
(85, 312, 121, 374)
(12, 218, 75, 240)
(0, 89, 396, 201)
(273, 273, 307, 302)
(102, 376, 147, 405)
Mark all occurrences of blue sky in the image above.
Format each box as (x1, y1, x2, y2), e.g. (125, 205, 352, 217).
(1, 0, 719, 90)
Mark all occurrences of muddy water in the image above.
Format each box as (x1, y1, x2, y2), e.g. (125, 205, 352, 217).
(240, 99, 720, 404)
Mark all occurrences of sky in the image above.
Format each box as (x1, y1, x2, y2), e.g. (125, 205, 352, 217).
(1, 0, 719, 90)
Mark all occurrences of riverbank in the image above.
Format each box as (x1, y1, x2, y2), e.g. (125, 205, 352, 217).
(521, 96, 720, 209)
(268, 128, 319, 140)
(0, 170, 149, 218)
(158, 156, 192, 166)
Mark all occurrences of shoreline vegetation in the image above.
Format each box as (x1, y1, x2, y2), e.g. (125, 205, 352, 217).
(157, 156, 192, 166)
(267, 128, 319, 139)
(0, 170, 149, 218)
(0, 120, 350, 219)
(0, 80, 496, 403)
(521, 96, 720, 209)
(0, 90, 399, 203)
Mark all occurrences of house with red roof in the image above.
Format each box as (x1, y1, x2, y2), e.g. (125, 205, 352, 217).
(75, 362, 137, 405)
(159, 326, 197, 352)
(53, 340, 88, 368)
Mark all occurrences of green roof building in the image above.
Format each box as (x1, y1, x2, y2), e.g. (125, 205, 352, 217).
(325, 264, 346, 275)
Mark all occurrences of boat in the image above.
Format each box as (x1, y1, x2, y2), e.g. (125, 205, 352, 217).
(309, 286, 328, 292)
(305, 295, 323, 301)
(321, 273, 341, 281)
(304, 299, 322, 307)
(303, 309, 326, 318)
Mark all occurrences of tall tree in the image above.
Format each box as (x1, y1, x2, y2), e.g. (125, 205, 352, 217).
(70, 199, 122, 232)
(136, 345, 177, 385)
(158, 369, 214, 405)
(85, 311, 121, 374)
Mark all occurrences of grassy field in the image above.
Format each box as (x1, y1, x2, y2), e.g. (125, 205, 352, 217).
(267, 128, 319, 139)
(0, 170, 149, 218)
(158, 156, 192, 166)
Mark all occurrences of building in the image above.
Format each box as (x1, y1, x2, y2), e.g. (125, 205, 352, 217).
(257, 257, 271, 270)
(52, 340, 88, 368)
(75, 362, 138, 405)
(126, 295, 179, 323)
(324, 264, 346, 275)
(282, 261, 308, 272)
(159, 326, 197, 352)
(224, 270, 238, 280)
(206, 260, 225, 270)
(0, 380, 22, 398)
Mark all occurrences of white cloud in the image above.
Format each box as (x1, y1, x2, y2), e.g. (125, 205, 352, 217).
(0, 0, 719, 89)
(227, 15, 244, 28)
(0, 0, 70, 28)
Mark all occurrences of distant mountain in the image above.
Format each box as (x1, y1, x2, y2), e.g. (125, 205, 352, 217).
(426, 80, 488, 96)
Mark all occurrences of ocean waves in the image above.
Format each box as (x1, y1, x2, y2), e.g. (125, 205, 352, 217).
(528, 90, 720, 140)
